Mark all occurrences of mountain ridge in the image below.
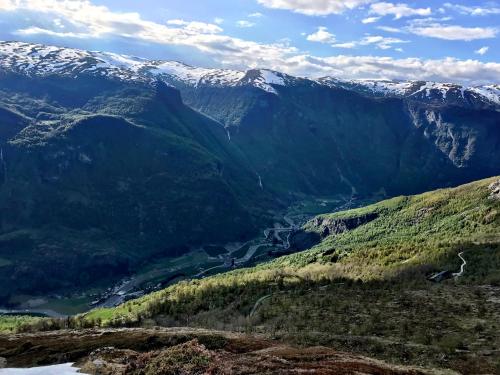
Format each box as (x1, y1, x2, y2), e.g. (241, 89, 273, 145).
(1, 41, 498, 108)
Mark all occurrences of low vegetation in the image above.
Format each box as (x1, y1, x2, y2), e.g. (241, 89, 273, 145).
(1, 177, 499, 373)
(0, 315, 44, 333)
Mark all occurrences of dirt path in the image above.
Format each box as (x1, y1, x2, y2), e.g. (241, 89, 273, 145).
(453, 251, 466, 278)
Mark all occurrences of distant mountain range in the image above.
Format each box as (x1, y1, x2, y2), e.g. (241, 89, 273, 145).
(1, 41, 499, 107)
(0, 41, 499, 297)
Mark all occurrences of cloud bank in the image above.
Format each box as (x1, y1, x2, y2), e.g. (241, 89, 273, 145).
(0, 0, 499, 85)
(256, 0, 373, 16)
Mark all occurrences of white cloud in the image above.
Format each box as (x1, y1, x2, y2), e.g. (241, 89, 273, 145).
(0, 0, 17, 10)
(443, 3, 500, 16)
(332, 35, 408, 49)
(306, 26, 336, 43)
(362, 16, 380, 23)
(370, 2, 431, 19)
(377, 17, 498, 41)
(213, 17, 224, 25)
(236, 20, 255, 28)
(1, 0, 298, 69)
(256, 0, 374, 16)
(331, 42, 357, 48)
(408, 22, 498, 41)
(166, 19, 223, 34)
(53, 18, 64, 28)
(377, 25, 403, 33)
(248, 12, 264, 17)
(475, 46, 489, 55)
(291, 55, 500, 85)
(17, 26, 89, 38)
(1, 0, 499, 86)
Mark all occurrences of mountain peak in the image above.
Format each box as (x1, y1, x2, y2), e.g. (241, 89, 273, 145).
(0, 41, 498, 107)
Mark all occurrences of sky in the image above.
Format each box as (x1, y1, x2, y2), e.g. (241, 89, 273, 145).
(0, 0, 499, 85)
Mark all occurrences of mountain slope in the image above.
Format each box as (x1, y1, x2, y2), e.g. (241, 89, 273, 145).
(2, 41, 497, 108)
(319, 78, 500, 109)
(0, 72, 271, 298)
(81, 176, 500, 325)
(0, 41, 499, 298)
(1, 41, 498, 197)
(176, 80, 500, 196)
(24, 177, 499, 374)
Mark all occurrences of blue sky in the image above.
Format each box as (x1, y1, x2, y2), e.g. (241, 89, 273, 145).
(0, 0, 499, 84)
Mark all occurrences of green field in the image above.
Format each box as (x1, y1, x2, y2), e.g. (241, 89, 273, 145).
(0, 315, 44, 333)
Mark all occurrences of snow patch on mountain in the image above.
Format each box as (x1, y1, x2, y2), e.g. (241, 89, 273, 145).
(0, 41, 291, 93)
(247, 69, 287, 94)
(469, 85, 500, 105)
(154, 61, 245, 87)
(0, 41, 498, 105)
(319, 76, 499, 108)
(410, 82, 457, 99)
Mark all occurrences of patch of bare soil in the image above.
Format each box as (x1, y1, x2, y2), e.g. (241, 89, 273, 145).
(0, 328, 454, 375)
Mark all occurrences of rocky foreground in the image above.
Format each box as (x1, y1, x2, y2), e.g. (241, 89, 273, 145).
(0, 328, 456, 375)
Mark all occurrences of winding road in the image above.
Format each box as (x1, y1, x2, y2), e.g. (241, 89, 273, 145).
(453, 251, 467, 278)
(248, 284, 330, 318)
(96, 215, 299, 307)
(249, 294, 273, 317)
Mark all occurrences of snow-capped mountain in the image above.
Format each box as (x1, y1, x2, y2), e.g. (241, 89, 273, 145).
(0, 41, 498, 108)
(0, 41, 298, 94)
(1, 42, 499, 300)
(319, 77, 500, 108)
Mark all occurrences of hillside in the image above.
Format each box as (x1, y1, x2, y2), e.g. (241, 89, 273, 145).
(0, 73, 271, 299)
(3, 177, 498, 373)
(1, 41, 499, 302)
(77, 176, 500, 323)
(1, 43, 499, 196)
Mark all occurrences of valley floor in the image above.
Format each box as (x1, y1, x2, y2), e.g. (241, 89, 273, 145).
(1, 195, 358, 317)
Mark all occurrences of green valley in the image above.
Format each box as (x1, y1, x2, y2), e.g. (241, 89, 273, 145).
(0, 41, 499, 374)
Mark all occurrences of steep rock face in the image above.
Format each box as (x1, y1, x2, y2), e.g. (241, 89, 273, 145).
(289, 211, 379, 251)
(176, 81, 500, 197)
(310, 212, 380, 238)
(489, 179, 500, 200)
(407, 104, 499, 170)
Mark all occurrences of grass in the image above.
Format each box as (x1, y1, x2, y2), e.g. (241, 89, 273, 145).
(3, 177, 500, 373)
(74, 177, 499, 326)
(277, 176, 500, 279)
(0, 315, 44, 333)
